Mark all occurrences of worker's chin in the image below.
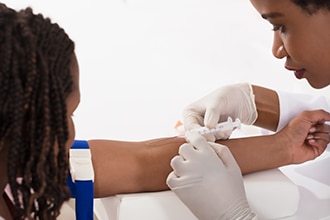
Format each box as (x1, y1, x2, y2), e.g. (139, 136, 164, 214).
(306, 79, 330, 89)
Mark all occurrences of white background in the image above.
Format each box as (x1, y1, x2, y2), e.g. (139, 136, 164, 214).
(3, 1, 330, 219)
(3, 0, 330, 141)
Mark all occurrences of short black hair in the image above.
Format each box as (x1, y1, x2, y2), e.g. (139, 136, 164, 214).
(292, 0, 330, 14)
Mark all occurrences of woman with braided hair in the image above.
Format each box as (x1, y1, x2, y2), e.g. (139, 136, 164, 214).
(0, 4, 188, 219)
(0, 3, 76, 219)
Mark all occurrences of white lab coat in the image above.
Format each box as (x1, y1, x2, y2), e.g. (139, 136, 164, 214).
(276, 90, 330, 131)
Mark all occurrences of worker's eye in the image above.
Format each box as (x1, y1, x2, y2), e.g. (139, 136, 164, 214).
(272, 25, 286, 33)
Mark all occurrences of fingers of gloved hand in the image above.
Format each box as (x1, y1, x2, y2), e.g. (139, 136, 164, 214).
(214, 129, 232, 140)
(202, 99, 233, 141)
(204, 105, 221, 129)
(166, 171, 178, 188)
(208, 142, 241, 172)
(183, 119, 203, 133)
(167, 167, 204, 189)
(169, 155, 188, 177)
(200, 133, 216, 142)
(182, 113, 219, 141)
(177, 143, 199, 160)
(184, 127, 216, 143)
(185, 131, 214, 152)
(166, 171, 193, 189)
(182, 106, 205, 131)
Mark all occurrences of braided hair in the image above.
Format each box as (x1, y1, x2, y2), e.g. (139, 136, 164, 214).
(0, 3, 74, 219)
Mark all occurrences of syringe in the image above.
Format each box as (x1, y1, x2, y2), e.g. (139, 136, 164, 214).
(190, 117, 241, 136)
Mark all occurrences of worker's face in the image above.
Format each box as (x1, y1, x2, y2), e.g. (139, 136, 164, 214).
(66, 54, 80, 149)
(250, 0, 330, 89)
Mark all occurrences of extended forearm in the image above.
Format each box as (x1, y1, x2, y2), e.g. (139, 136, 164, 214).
(89, 137, 185, 197)
(216, 134, 290, 174)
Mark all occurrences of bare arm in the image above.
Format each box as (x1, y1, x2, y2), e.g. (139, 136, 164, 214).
(252, 85, 280, 131)
(217, 135, 290, 174)
(89, 134, 290, 197)
(89, 105, 329, 198)
(89, 137, 185, 197)
(88, 85, 283, 197)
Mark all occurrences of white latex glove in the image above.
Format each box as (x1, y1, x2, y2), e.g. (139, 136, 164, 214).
(167, 132, 258, 220)
(183, 83, 257, 141)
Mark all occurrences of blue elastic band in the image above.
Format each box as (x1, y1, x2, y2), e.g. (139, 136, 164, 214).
(67, 140, 94, 220)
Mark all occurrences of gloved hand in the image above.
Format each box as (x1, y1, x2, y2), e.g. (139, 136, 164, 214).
(167, 131, 258, 220)
(183, 83, 257, 141)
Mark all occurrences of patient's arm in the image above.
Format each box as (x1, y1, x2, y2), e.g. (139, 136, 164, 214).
(89, 137, 185, 197)
(88, 86, 282, 197)
(89, 135, 289, 197)
(89, 110, 330, 197)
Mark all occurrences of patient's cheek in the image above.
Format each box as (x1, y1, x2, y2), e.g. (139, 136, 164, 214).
(66, 117, 75, 151)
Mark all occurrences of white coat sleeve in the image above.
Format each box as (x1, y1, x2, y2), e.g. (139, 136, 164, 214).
(276, 90, 330, 131)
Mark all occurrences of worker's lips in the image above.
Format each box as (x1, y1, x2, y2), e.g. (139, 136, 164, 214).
(294, 69, 306, 79)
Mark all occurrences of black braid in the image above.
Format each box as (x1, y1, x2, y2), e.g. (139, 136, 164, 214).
(0, 4, 74, 219)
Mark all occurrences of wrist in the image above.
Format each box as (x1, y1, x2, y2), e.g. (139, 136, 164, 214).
(219, 134, 291, 174)
(271, 132, 293, 166)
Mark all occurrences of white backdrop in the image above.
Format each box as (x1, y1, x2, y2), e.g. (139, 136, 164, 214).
(3, 0, 330, 141)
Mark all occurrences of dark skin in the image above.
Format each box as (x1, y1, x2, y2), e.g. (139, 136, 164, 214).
(2, 57, 329, 218)
(90, 0, 330, 216)
(3, 0, 330, 217)
(89, 86, 330, 197)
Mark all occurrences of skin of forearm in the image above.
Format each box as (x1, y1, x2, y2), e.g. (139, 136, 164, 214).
(89, 137, 185, 197)
(89, 133, 291, 197)
(252, 85, 280, 131)
(217, 135, 291, 174)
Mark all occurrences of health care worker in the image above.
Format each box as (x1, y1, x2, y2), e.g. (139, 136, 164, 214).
(166, 0, 330, 219)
